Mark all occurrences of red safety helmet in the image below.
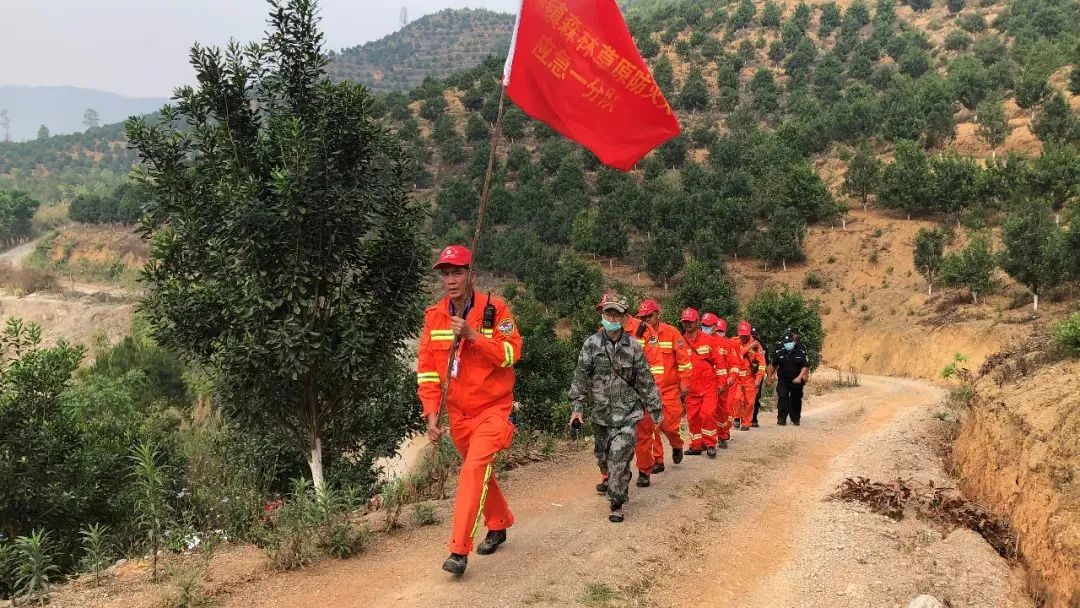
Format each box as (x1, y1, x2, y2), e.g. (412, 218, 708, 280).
(700, 312, 719, 327)
(433, 245, 472, 270)
(737, 320, 752, 336)
(636, 299, 660, 318)
(716, 317, 729, 333)
(680, 308, 700, 323)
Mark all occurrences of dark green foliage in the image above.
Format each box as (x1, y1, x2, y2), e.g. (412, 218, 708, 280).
(506, 293, 576, 433)
(842, 142, 882, 209)
(532, 252, 604, 318)
(750, 68, 781, 114)
(730, 0, 757, 31)
(940, 233, 996, 303)
(957, 13, 987, 33)
(668, 259, 738, 322)
(1032, 91, 1080, 145)
(465, 113, 489, 143)
(999, 200, 1068, 311)
(907, 0, 932, 11)
(0, 190, 39, 244)
(914, 227, 947, 294)
(1070, 65, 1080, 94)
(1015, 69, 1050, 109)
(948, 55, 992, 111)
(644, 229, 684, 288)
(69, 181, 146, 225)
(761, 1, 782, 28)
(947, 0, 965, 13)
(755, 206, 806, 267)
(679, 68, 710, 112)
(126, 0, 428, 489)
(930, 153, 982, 223)
(768, 40, 787, 63)
(659, 135, 689, 169)
(878, 140, 933, 215)
(944, 30, 973, 51)
(820, 2, 843, 36)
(975, 95, 1011, 151)
(652, 54, 674, 94)
(1028, 144, 1080, 216)
(744, 287, 824, 368)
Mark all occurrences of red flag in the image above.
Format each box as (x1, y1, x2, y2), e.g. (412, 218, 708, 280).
(502, 0, 681, 171)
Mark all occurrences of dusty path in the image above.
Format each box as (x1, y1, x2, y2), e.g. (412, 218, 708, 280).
(208, 374, 1029, 608)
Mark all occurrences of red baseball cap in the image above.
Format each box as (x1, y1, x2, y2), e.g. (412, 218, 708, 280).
(737, 320, 752, 336)
(700, 312, 719, 327)
(680, 308, 699, 323)
(636, 299, 660, 317)
(716, 317, 728, 333)
(433, 245, 472, 270)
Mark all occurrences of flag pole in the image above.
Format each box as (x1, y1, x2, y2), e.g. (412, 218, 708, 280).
(434, 81, 509, 432)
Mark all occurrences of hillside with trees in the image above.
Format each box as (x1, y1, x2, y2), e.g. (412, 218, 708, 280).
(327, 8, 515, 93)
(0, 86, 166, 142)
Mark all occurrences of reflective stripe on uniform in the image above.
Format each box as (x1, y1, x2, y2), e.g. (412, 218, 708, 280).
(470, 463, 494, 537)
(658, 341, 673, 349)
(678, 363, 692, 371)
(500, 341, 515, 368)
(429, 329, 455, 341)
(481, 328, 494, 338)
(417, 371, 440, 384)
(689, 433, 702, 440)
(649, 366, 665, 375)
(696, 346, 711, 354)
(738, 370, 748, 377)
(716, 368, 728, 376)
(702, 428, 717, 436)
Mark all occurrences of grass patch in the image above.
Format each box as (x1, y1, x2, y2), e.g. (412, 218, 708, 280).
(0, 261, 57, 294)
(581, 582, 616, 606)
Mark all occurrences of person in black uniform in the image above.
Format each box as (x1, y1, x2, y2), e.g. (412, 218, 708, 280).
(750, 326, 768, 427)
(766, 328, 810, 426)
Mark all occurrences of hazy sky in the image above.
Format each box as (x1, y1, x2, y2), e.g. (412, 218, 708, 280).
(0, 0, 522, 98)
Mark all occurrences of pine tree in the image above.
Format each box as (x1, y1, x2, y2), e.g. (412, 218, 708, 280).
(679, 68, 710, 112)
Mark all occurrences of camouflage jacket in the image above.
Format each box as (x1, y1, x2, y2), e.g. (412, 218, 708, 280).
(569, 330, 663, 427)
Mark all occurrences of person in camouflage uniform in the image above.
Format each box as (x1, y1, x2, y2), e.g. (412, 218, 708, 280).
(569, 292, 663, 523)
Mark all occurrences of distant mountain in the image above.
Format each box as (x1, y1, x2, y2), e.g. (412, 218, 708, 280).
(0, 86, 167, 142)
(328, 8, 515, 93)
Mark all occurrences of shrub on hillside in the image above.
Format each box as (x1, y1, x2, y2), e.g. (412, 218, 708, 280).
(1053, 311, 1080, 355)
(0, 262, 56, 294)
(744, 287, 825, 368)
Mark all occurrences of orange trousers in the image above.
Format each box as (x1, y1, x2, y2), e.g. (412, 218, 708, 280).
(447, 410, 515, 555)
(635, 390, 684, 471)
(728, 382, 758, 428)
(715, 384, 733, 440)
(686, 389, 718, 449)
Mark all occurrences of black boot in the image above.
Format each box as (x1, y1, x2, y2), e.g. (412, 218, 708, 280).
(672, 447, 684, 464)
(608, 502, 624, 523)
(636, 472, 651, 487)
(685, 447, 703, 456)
(476, 529, 507, 556)
(719, 439, 728, 449)
(595, 480, 609, 494)
(652, 462, 665, 474)
(777, 420, 787, 426)
(792, 420, 801, 426)
(442, 553, 467, 576)
(706, 446, 717, 459)
(751, 420, 759, 427)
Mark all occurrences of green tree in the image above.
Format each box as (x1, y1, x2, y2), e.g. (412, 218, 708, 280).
(975, 95, 1011, 156)
(730, 0, 757, 30)
(944, 30, 972, 51)
(750, 68, 781, 114)
(947, 0, 965, 12)
(125, 0, 428, 490)
(644, 229, 684, 290)
(842, 141, 882, 211)
(768, 40, 787, 63)
(502, 107, 527, 140)
(755, 206, 806, 270)
(913, 227, 946, 295)
(940, 233, 995, 303)
(593, 201, 629, 258)
(83, 108, 100, 130)
(554, 152, 587, 193)
(1028, 144, 1080, 222)
(36, 125, 49, 140)
(820, 2, 843, 36)
(652, 54, 674, 94)
(948, 55, 992, 111)
(878, 140, 933, 216)
(998, 201, 1068, 312)
(465, 113, 489, 142)
(744, 287, 825, 367)
(419, 91, 447, 121)
(668, 259, 738, 322)
(1015, 70, 1049, 111)
(679, 68, 710, 112)
(930, 153, 982, 224)
(1070, 65, 1080, 95)
(1032, 90, 1079, 145)
(761, 0, 782, 28)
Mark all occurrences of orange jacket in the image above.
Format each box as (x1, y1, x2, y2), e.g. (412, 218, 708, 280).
(732, 339, 765, 385)
(416, 294, 522, 420)
(626, 317, 691, 394)
(683, 330, 723, 395)
(712, 335, 741, 388)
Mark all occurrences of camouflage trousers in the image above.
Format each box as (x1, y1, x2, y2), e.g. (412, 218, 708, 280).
(594, 422, 637, 506)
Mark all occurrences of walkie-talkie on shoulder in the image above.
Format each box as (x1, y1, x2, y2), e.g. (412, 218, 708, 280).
(635, 321, 648, 339)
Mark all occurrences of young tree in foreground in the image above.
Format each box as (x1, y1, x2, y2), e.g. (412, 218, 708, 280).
(126, 0, 428, 490)
(998, 201, 1067, 312)
(940, 234, 995, 303)
(913, 227, 946, 296)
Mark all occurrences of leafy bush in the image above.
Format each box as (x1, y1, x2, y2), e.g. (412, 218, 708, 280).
(744, 287, 825, 368)
(1053, 311, 1080, 355)
(803, 270, 826, 289)
(412, 504, 439, 527)
(257, 479, 367, 570)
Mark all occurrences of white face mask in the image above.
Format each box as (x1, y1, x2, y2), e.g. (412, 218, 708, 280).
(702, 326, 715, 335)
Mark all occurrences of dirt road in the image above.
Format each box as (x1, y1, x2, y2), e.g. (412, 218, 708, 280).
(206, 374, 1030, 608)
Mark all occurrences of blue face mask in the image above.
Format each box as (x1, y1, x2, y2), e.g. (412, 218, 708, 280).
(783, 341, 795, 351)
(601, 318, 623, 332)
(702, 326, 715, 335)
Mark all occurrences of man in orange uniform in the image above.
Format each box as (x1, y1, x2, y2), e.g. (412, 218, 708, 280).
(703, 314, 737, 449)
(634, 299, 691, 476)
(416, 245, 523, 577)
(731, 320, 766, 432)
(680, 308, 724, 458)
